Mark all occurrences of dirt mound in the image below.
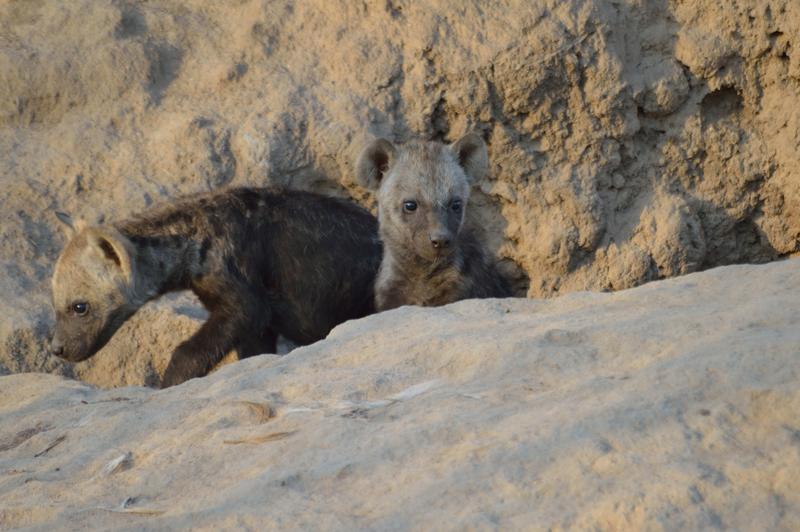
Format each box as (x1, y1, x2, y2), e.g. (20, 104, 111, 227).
(0, 1, 798, 385)
(1, 260, 798, 529)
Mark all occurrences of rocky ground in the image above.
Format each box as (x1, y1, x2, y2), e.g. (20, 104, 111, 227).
(1, 2, 799, 528)
(1, 260, 798, 530)
(1, 0, 799, 385)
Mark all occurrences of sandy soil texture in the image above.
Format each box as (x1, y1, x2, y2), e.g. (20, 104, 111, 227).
(0, 260, 798, 530)
(1, 0, 798, 385)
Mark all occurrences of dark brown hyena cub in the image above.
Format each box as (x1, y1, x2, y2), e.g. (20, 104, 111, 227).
(356, 132, 511, 311)
(51, 188, 381, 387)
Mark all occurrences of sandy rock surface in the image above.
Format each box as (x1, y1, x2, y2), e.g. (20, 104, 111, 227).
(1, 260, 798, 530)
(1, 0, 799, 385)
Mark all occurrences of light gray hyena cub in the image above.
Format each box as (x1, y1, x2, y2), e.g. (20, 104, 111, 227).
(356, 132, 512, 311)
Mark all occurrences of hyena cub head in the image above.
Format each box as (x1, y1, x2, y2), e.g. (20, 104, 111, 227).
(50, 212, 139, 362)
(357, 132, 488, 262)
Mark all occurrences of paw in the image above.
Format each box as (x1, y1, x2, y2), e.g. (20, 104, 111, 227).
(160, 366, 185, 388)
(161, 355, 204, 388)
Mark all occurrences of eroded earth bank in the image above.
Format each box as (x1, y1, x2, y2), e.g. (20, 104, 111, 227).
(1, 0, 798, 384)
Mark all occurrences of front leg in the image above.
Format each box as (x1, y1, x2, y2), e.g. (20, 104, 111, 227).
(161, 310, 244, 388)
(374, 258, 408, 312)
(237, 328, 277, 359)
(376, 282, 406, 312)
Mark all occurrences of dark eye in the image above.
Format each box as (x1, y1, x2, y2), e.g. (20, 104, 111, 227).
(451, 200, 463, 213)
(403, 200, 418, 213)
(72, 302, 89, 316)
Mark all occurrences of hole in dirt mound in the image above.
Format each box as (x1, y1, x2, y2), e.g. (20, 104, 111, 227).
(700, 86, 742, 127)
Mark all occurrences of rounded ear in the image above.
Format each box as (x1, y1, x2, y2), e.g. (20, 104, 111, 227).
(356, 138, 396, 190)
(86, 227, 135, 282)
(450, 132, 488, 183)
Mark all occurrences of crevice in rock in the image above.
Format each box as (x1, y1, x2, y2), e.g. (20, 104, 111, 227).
(700, 86, 743, 127)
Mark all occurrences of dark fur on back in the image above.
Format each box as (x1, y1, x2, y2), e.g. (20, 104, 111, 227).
(52, 187, 381, 386)
(117, 188, 380, 341)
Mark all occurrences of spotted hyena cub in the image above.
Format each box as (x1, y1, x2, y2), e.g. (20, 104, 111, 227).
(356, 132, 511, 311)
(51, 188, 381, 387)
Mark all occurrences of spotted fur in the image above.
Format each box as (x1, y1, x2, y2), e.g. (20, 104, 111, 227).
(356, 133, 511, 310)
(51, 188, 381, 387)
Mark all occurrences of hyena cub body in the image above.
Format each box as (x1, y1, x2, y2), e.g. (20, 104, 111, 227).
(357, 133, 511, 311)
(51, 188, 381, 387)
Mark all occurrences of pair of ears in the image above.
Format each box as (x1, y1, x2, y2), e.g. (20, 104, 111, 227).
(356, 132, 489, 190)
(55, 211, 135, 281)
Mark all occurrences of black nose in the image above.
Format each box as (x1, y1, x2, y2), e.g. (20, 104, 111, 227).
(51, 344, 64, 357)
(430, 235, 451, 249)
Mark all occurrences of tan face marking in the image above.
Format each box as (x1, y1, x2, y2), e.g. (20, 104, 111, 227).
(377, 142, 471, 262)
(51, 227, 136, 361)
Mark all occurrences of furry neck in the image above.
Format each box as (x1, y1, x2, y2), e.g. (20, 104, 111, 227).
(116, 226, 197, 304)
(384, 243, 463, 281)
